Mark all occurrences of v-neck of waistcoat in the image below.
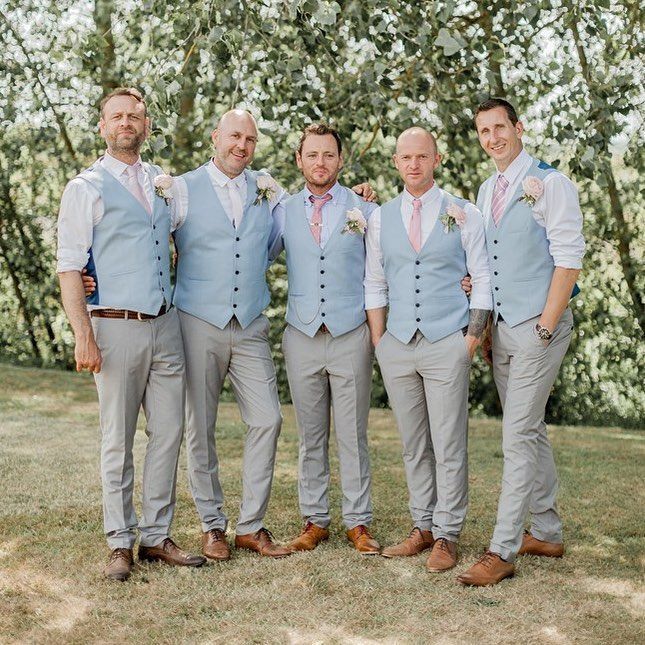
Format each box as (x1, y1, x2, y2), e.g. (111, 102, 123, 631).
(492, 158, 540, 230)
(295, 186, 352, 253)
(98, 163, 156, 220)
(400, 192, 447, 256)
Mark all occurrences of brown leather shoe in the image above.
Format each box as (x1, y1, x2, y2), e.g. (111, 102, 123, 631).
(104, 548, 133, 582)
(346, 525, 380, 555)
(457, 551, 515, 586)
(234, 528, 292, 558)
(202, 528, 231, 561)
(426, 537, 457, 572)
(289, 522, 330, 552)
(138, 538, 206, 567)
(518, 531, 564, 558)
(381, 527, 434, 558)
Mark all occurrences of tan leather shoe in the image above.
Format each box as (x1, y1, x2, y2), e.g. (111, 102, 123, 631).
(202, 528, 231, 561)
(426, 537, 457, 572)
(518, 531, 564, 558)
(346, 525, 380, 555)
(289, 522, 330, 552)
(235, 528, 292, 558)
(457, 551, 515, 586)
(138, 538, 206, 567)
(381, 527, 434, 558)
(104, 548, 133, 581)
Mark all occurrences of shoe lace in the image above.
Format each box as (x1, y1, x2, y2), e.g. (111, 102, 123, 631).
(110, 548, 131, 563)
(477, 550, 500, 569)
(354, 525, 369, 537)
(303, 522, 317, 534)
(256, 527, 275, 541)
(207, 529, 225, 541)
(435, 538, 451, 552)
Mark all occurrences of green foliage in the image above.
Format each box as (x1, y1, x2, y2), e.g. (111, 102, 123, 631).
(0, 0, 642, 426)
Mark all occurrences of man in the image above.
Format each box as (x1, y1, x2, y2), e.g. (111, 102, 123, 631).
(57, 87, 205, 582)
(458, 98, 585, 586)
(365, 127, 492, 572)
(281, 124, 380, 555)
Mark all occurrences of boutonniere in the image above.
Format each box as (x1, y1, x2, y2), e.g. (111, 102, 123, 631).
(153, 174, 174, 205)
(439, 203, 466, 233)
(519, 176, 544, 206)
(254, 174, 278, 205)
(341, 208, 367, 235)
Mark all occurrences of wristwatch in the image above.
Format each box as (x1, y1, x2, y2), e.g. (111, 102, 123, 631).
(535, 323, 552, 341)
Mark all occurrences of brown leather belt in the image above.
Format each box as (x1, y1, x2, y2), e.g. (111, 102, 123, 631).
(91, 305, 168, 321)
(318, 323, 329, 334)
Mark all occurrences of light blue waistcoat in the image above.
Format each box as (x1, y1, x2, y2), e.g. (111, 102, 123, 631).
(80, 161, 171, 314)
(381, 190, 470, 344)
(477, 159, 567, 327)
(173, 164, 272, 329)
(284, 187, 369, 337)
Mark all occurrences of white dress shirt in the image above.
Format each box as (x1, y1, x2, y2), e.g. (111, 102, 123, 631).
(482, 149, 585, 269)
(172, 159, 288, 263)
(56, 152, 164, 273)
(364, 183, 492, 311)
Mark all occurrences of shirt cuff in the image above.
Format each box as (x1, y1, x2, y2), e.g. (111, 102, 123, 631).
(553, 256, 583, 270)
(56, 255, 88, 273)
(469, 285, 493, 311)
(365, 293, 388, 309)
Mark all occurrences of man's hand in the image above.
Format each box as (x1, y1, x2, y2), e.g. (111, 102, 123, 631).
(461, 274, 472, 297)
(75, 332, 102, 373)
(81, 268, 96, 296)
(351, 183, 378, 203)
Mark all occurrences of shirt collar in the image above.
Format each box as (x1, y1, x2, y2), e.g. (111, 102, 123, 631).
(103, 151, 144, 177)
(403, 182, 440, 206)
(304, 181, 343, 205)
(496, 148, 532, 185)
(208, 158, 246, 188)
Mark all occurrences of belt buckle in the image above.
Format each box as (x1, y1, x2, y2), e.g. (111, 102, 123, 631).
(124, 310, 129, 320)
(137, 311, 144, 321)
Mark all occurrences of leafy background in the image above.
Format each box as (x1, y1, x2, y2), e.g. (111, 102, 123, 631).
(0, 0, 642, 427)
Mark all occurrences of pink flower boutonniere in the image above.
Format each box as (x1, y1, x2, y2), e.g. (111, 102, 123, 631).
(153, 174, 174, 205)
(341, 208, 367, 235)
(440, 203, 467, 233)
(519, 176, 544, 206)
(254, 174, 278, 206)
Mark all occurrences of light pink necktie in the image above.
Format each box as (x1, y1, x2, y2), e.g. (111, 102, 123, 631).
(491, 174, 509, 227)
(408, 198, 422, 253)
(125, 164, 151, 214)
(309, 194, 332, 245)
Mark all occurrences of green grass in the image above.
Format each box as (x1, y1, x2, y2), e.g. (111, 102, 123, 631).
(0, 363, 643, 644)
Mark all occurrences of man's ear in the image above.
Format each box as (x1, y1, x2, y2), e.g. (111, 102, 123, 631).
(295, 150, 303, 170)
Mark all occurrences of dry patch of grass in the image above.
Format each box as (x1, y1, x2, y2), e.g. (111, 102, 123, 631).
(0, 363, 643, 644)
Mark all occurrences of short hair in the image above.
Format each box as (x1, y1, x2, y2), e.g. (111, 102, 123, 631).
(474, 98, 519, 128)
(298, 123, 342, 155)
(99, 87, 147, 118)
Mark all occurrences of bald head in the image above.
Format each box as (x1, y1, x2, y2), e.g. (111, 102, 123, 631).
(211, 109, 259, 178)
(393, 126, 442, 197)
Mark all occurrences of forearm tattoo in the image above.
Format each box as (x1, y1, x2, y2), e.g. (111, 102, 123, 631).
(467, 309, 491, 339)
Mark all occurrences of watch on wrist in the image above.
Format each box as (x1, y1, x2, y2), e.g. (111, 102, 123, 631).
(535, 323, 552, 341)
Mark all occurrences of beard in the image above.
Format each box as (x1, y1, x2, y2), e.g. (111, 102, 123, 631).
(108, 129, 145, 154)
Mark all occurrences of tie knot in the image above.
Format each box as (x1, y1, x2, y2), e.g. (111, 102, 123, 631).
(309, 193, 333, 206)
(125, 163, 140, 178)
(412, 198, 422, 210)
(496, 174, 509, 190)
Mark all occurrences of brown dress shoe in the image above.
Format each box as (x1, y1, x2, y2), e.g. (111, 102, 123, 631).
(346, 525, 380, 555)
(289, 522, 330, 551)
(457, 551, 515, 586)
(138, 538, 206, 567)
(381, 527, 434, 558)
(104, 548, 134, 582)
(234, 528, 292, 558)
(202, 528, 231, 561)
(426, 537, 457, 572)
(518, 531, 564, 558)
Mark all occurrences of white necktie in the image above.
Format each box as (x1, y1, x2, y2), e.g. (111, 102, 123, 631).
(227, 180, 244, 228)
(125, 164, 151, 214)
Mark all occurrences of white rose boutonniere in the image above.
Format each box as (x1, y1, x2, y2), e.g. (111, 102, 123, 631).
(153, 174, 174, 204)
(254, 174, 278, 205)
(519, 176, 544, 206)
(439, 203, 467, 233)
(341, 208, 367, 235)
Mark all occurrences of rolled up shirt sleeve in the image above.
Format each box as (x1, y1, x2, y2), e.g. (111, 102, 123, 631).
(364, 206, 389, 309)
(170, 175, 189, 232)
(461, 203, 493, 311)
(56, 178, 100, 273)
(268, 182, 288, 263)
(536, 173, 585, 269)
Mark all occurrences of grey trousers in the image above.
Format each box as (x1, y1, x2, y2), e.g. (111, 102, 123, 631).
(376, 330, 471, 541)
(282, 323, 373, 529)
(91, 307, 185, 549)
(179, 310, 282, 535)
(490, 309, 574, 562)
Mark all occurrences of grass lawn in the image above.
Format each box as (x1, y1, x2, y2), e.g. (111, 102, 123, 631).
(0, 363, 643, 644)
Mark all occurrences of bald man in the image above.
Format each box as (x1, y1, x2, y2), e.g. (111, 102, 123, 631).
(171, 110, 292, 558)
(365, 127, 492, 572)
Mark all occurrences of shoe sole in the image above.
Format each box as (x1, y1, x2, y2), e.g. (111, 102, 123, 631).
(104, 572, 131, 582)
(138, 554, 206, 567)
(457, 572, 515, 586)
(426, 564, 456, 573)
(203, 553, 231, 561)
(381, 547, 433, 558)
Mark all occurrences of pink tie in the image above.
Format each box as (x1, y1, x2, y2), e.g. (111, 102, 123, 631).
(408, 198, 422, 253)
(309, 194, 332, 245)
(125, 164, 151, 214)
(491, 174, 509, 227)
